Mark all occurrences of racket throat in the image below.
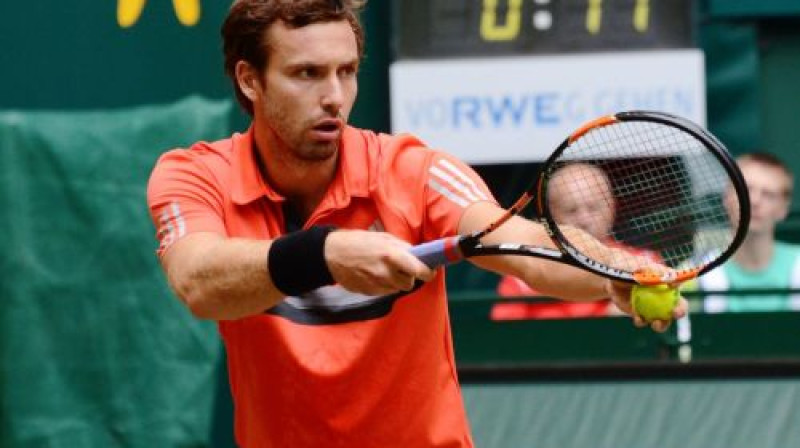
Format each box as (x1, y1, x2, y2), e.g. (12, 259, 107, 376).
(457, 233, 483, 258)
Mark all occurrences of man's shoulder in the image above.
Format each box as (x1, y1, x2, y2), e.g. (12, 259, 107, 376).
(776, 240, 800, 250)
(775, 240, 800, 260)
(148, 133, 240, 196)
(346, 127, 432, 155)
(343, 127, 442, 176)
(156, 134, 237, 168)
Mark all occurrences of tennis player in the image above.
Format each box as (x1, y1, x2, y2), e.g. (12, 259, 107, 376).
(146, 1, 687, 446)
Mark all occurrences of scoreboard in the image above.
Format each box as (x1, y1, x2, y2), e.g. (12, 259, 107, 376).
(394, 0, 693, 59)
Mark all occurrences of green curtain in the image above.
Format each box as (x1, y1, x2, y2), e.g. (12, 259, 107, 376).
(0, 96, 231, 447)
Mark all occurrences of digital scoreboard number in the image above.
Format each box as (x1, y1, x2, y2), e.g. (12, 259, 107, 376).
(394, 0, 693, 59)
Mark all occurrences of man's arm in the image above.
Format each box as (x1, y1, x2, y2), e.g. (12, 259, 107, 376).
(160, 230, 434, 321)
(161, 233, 275, 320)
(457, 202, 686, 331)
(457, 202, 610, 301)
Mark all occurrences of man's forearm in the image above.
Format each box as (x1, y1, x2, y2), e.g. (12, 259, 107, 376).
(516, 258, 608, 301)
(459, 203, 610, 301)
(164, 235, 283, 321)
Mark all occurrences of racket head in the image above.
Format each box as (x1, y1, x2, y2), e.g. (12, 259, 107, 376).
(536, 110, 750, 284)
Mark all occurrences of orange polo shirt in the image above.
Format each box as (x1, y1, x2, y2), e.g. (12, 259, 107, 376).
(147, 126, 495, 448)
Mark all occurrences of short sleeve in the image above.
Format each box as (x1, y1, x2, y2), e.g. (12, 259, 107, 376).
(423, 152, 497, 240)
(146, 149, 227, 257)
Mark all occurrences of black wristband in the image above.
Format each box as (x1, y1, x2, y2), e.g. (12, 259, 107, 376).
(268, 225, 336, 296)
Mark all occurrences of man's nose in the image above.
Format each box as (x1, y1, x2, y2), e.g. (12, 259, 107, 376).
(321, 76, 344, 112)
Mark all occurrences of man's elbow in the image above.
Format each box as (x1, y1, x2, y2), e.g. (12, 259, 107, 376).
(169, 270, 220, 320)
(182, 292, 220, 321)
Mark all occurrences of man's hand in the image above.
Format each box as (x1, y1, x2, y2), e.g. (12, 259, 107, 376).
(325, 230, 435, 295)
(606, 279, 688, 332)
(602, 247, 689, 332)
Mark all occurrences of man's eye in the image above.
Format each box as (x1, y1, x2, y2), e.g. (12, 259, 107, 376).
(340, 66, 357, 77)
(298, 68, 318, 79)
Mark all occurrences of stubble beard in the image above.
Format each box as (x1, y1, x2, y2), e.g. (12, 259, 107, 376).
(293, 139, 339, 162)
(265, 115, 340, 164)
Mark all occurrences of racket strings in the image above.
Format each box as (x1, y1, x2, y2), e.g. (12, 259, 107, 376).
(549, 120, 738, 273)
(615, 124, 734, 263)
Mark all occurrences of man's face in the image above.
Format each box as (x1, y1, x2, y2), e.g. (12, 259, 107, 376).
(254, 20, 359, 161)
(547, 164, 616, 240)
(729, 159, 791, 235)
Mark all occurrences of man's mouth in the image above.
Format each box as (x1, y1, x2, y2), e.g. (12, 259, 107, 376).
(310, 119, 343, 141)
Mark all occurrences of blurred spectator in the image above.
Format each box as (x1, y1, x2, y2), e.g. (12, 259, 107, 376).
(696, 153, 800, 312)
(492, 163, 660, 320)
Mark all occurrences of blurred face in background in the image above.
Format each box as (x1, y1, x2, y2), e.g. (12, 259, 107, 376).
(733, 158, 792, 236)
(547, 163, 616, 240)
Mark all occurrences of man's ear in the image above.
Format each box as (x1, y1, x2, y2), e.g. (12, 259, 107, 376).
(235, 61, 261, 102)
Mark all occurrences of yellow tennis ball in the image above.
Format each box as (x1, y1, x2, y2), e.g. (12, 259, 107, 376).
(631, 284, 679, 322)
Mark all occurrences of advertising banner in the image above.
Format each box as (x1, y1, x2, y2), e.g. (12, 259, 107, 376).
(390, 50, 706, 164)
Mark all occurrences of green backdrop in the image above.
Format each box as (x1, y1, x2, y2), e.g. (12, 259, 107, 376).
(0, 96, 231, 447)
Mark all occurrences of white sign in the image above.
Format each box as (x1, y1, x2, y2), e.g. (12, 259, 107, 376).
(390, 50, 706, 164)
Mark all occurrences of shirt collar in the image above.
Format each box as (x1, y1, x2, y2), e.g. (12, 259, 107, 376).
(230, 126, 283, 205)
(230, 125, 372, 206)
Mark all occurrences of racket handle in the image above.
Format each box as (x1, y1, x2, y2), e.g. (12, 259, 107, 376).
(409, 236, 465, 268)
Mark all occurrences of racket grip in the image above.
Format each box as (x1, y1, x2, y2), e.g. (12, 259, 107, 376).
(409, 236, 465, 268)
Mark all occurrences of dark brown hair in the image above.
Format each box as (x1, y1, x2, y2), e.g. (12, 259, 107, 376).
(222, 0, 366, 115)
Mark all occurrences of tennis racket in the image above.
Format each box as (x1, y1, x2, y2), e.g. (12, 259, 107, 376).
(410, 110, 750, 285)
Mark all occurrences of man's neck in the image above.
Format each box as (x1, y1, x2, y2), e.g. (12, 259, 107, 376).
(733, 232, 776, 271)
(253, 128, 338, 222)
